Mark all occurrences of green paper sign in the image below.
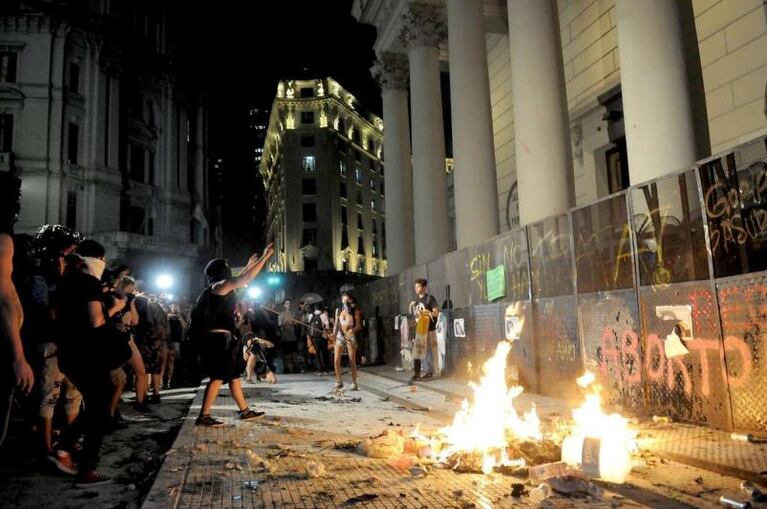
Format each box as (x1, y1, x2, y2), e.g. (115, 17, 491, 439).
(486, 265, 506, 301)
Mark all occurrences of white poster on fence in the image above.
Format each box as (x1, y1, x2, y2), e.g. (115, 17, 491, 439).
(453, 318, 466, 338)
(505, 315, 520, 340)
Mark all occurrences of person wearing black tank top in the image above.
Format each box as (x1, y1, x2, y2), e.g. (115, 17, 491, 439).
(191, 244, 274, 427)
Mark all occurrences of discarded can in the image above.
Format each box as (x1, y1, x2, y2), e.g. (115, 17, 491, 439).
(730, 433, 762, 443)
(652, 415, 672, 423)
(719, 495, 752, 509)
(740, 481, 765, 501)
(529, 484, 552, 504)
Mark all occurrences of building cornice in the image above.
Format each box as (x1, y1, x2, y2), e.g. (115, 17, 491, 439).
(399, 2, 446, 50)
(371, 52, 409, 91)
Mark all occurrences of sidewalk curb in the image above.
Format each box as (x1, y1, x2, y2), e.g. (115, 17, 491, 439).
(141, 385, 204, 509)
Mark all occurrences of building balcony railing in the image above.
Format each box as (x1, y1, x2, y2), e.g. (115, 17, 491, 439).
(65, 162, 86, 178)
(93, 231, 201, 257)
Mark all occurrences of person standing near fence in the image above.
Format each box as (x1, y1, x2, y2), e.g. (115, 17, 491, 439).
(409, 278, 438, 384)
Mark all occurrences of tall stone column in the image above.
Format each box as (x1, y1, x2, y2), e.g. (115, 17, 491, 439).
(447, 0, 499, 247)
(401, 3, 450, 264)
(371, 53, 415, 274)
(616, 0, 703, 184)
(508, 0, 572, 225)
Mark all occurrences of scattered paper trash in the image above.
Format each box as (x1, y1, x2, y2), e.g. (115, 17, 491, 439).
(306, 460, 327, 478)
(359, 429, 406, 458)
(246, 450, 272, 473)
(549, 476, 604, 499)
(528, 461, 570, 484)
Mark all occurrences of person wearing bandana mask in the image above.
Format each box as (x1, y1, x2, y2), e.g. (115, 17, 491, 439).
(55, 239, 129, 486)
(0, 172, 35, 447)
(332, 292, 363, 391)
(188, 243, 274, 427)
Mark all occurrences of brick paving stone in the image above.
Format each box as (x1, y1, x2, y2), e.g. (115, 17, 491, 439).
(143, 373, 764, 509)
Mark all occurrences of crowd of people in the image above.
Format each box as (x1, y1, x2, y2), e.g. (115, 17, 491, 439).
(0, 219, 206, 485)
(0, 171, 400, 489)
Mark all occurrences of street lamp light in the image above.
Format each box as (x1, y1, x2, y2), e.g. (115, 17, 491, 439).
(247, 286, 262, 300)
(156, 274, 174, 290)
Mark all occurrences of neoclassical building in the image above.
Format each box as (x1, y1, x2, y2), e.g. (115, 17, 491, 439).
(353, 0, 767, 274)
(0, 2, 211, 289)
(260, 78, 388, 276)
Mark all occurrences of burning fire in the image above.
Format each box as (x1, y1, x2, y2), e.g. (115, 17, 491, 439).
(432, 341, 541, 474)
(561, 371, 637, 483)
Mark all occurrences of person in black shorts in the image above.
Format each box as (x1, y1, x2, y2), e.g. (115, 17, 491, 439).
(189, 244, 274, 427)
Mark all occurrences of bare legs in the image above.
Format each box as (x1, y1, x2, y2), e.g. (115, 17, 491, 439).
(199, 378, 249, 418)
(128, 341, 147, 405)
(348, 345, 358, 385)
(333, 343, 343, 385)
(333, 343, 357, 385)
(165, 349, 177, 388)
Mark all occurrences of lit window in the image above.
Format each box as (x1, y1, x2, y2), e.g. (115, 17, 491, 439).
(302, 155, 316, 172)
(339, 160, 347, 177)
(369, 177, 375, 191)
(354, 168, 362, 184)
(370, 200, 376, 211)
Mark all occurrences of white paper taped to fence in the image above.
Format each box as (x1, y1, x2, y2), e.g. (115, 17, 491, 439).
(453, 318, 465, 338)
(505, 315, 520, 340)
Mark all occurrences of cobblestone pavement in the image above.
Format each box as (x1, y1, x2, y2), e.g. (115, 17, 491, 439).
(143, 371, 767, 509)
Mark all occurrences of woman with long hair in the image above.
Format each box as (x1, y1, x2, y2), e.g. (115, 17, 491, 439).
(332, 292, 363, 391)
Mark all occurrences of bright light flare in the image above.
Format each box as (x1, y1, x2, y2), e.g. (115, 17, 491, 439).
(156, 274, 174, 290)
(246, 286, 262, 299)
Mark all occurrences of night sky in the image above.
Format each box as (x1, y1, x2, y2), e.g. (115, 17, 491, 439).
(175, 0, 380, 264)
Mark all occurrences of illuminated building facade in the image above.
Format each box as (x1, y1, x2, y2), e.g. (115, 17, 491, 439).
(260, 78, 387, 275)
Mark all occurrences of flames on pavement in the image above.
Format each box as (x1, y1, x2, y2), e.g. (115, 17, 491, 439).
(364, 341, 637, 483)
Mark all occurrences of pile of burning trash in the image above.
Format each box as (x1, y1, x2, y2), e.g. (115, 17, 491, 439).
(360, 341, 637, 486)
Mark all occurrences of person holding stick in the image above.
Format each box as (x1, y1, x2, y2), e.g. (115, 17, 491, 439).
(332, 292, 362, 391)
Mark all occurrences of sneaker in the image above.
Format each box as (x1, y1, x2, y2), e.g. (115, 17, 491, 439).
(350, 383, 359, 391)
(47, 450, 78, 476)
(149, 393, 161, 404)
(74, 470, 112, 487)
(334, 380, 344, 390)
(239, 408, 265, 420)
(195, 415, 224, 427)
(134, 401, 151, 413)
(422, 373, 433, 380)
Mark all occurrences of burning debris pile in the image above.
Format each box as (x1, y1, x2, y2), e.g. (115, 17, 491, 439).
(361, 341, 638, 486)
